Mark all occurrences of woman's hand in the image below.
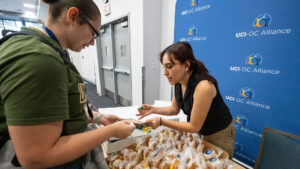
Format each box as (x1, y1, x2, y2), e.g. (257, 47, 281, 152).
(100, 114, 123, 126)
(110, 120, 136, 139)
(145, 117, 161, 129)
(136, 104, 155, 119)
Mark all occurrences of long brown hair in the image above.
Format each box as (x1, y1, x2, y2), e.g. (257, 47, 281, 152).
(42, 0, 100, 24)
(160, 41, 217, 85)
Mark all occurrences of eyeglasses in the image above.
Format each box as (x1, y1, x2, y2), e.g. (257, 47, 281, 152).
(81, 14, 100, 41)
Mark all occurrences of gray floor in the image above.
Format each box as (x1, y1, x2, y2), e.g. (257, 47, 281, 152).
(84, 81, 122, 109)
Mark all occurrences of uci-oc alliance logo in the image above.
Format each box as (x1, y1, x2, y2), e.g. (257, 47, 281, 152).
(245, 53, 263, 65)
(253, 14, 272, 28)
(235, 115, 248, 126)
(180, 26, 206, 41)
(181, 0, 210, 16)
(236, 13, 290, 38)
(188, 26, 197, 36)
(240, 88, 255, 99)
(191, 0, 199, 6)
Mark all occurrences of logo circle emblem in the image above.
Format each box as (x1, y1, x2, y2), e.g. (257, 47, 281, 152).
(188, 26, 197, 36)
(253, 14, 272, 27)
(240, 88, 255, 99)
(235, 115, 248, 126)
(245, 53, 263, 65)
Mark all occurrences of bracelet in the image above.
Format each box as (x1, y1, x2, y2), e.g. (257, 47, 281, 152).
(94, 112, 102, 124)
(160, 117, 162, 126)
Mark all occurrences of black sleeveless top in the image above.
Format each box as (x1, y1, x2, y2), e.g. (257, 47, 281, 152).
(175, 72, 232, 135)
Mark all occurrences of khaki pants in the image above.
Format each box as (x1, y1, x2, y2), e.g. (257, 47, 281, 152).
(203, 121, 235, 159)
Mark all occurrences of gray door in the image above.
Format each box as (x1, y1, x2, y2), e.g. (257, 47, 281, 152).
(113, 20, 131, 106)
(97, 16, 132, 106)
(98, 25, 116, 101)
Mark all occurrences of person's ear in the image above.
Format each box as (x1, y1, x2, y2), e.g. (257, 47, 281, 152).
(66, 7, 80, 26)
(185, 61, 190, 72)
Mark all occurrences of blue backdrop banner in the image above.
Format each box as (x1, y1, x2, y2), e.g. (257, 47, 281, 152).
(174, 0, 300, 166)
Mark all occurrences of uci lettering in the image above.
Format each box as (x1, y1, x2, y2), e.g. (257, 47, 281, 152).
(235, 31, 259, 38)
(225, 96, 235, 101)
(235, 32, 247, 38)
(230, 66, 240, 71)
(182, 10, 188, 15)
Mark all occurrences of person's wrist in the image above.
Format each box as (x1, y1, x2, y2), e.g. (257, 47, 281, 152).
(152, 106, 157, 114)
(94, 112, 102, 124)
(110, 123, 118, 137)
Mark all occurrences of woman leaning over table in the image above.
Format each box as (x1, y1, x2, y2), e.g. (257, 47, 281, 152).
(137, 42, 235, 158)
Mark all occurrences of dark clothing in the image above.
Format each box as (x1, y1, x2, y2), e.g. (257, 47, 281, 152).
(175, 72, 232, 136)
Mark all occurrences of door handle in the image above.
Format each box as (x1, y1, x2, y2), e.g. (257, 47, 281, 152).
(102, 66, 113, 71)
(114, 68, 130, 75)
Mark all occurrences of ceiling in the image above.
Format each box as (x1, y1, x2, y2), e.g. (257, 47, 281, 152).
(0, 0, 40, 19)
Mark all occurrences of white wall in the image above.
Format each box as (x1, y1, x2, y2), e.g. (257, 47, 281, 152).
(81, 45, 98, 83)
(159, 0, 177, 101)
(69, 45, 98, 84)
(69, 50, 82, 74)
(143, 0, 162, 104)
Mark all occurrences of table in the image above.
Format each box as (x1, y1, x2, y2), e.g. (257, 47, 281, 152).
(99, 101, 245, 169)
